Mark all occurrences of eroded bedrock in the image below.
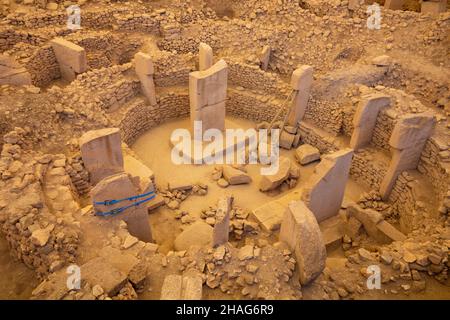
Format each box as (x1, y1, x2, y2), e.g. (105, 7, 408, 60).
(0, 0, 449, 301)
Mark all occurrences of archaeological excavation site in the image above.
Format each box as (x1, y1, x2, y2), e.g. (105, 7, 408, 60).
(0, 0, 449, 303)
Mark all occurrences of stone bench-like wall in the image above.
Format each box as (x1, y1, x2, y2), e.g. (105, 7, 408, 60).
(119, 92, 189, 146)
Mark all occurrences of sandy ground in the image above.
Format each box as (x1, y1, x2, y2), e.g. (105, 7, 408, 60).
(132, 116, 366, 253)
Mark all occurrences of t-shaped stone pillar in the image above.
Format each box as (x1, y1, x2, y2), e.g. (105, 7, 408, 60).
(302, 148, 354, 222)
(189, 59, 228, 134)
(199, 42, 213, 71)
(380, 113, 435, 200)
(80, 128, 124, 185)
(350, 94, 391, 150)
(279, 200, 326, 285)
(134, 52, 157, 105)
(287, 65, 313, 127)
(50, 37, 87, 81)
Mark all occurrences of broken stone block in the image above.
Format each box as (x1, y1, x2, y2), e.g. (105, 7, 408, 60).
(98, 246, 139, 275)
(174, 220, 213, 251)
(81, 257, 128, 297)
(319, 215, 344, 250)
(259, 156, 291, 192)
(213, 196, 233, 247)
(302, 149, 354, 222)
(252, 200, 286, 232)
(372, 55, 393, 67)
(238, 245, 254, 260)
(124, 154, 154, 193)
(80, 128, 124, 185)
(279, 201, 326, 285)
(280, 130, 296, 150)
(376, 220, 407, 242)
(343, 216, 363, 239)
(31, 228, 51, 247)
(347, 203, 406, 243)
(295, 144, 320, 165)
(222, 165, 251, 185)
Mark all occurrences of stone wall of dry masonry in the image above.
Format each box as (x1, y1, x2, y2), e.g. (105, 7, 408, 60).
(82, 11, 118, 28)
(4, 42, 60, 87)
(227, 59, 289, 98)
(304, 98, 343, 136)
(341, 106, 356, 137)
(389, 171, 429, 234)
(25, 45, 60, 87)
(153, 53, 194, 87)
(226, 90, 283, 123)
(64, 32, 142, 70)
(70, 64, 141, 112)
(0, 28, 49, 51)
(371, 109, 395, 152)
(116, 14, 161, 33)
(119, 93, 189, 146)
(418, 137, 450, 213)
(65, 156, 91, 196)
(298, 122, 339, 154)
(350, 150, 388, 190)
(4, 12, 66, 28)
(0, 132, 80, 278)
(101, 79, 141, 112)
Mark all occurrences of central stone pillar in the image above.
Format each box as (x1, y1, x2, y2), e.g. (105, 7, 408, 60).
(189, 59, 228, 134)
